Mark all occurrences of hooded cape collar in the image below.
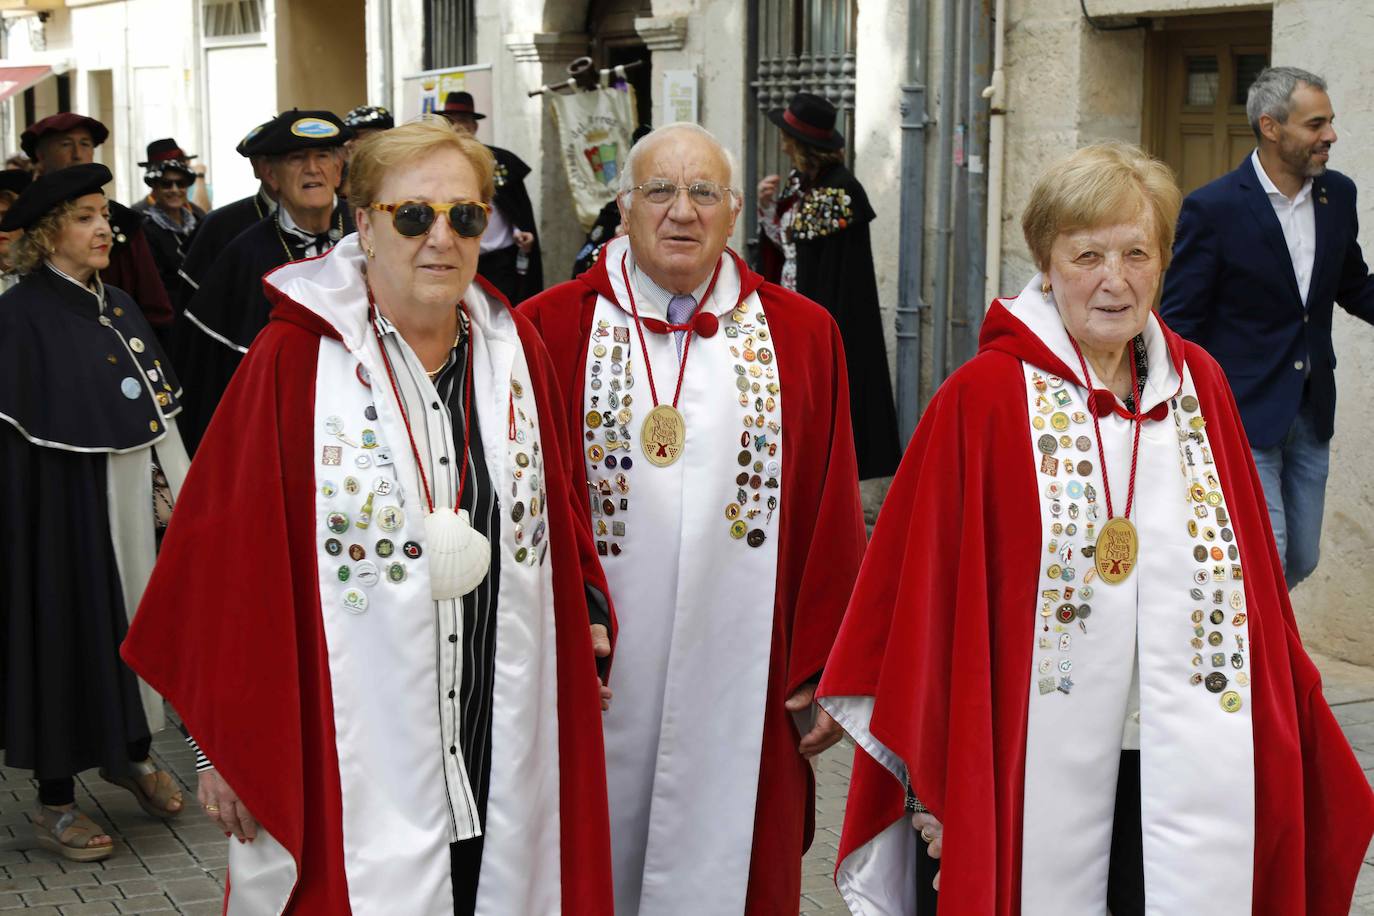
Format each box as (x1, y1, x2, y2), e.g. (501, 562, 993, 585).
(980, 275, 1186, 418)
(577, 234, 765, 310)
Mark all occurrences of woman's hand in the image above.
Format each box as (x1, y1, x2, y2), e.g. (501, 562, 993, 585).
(912, 811, 943, 891)
(757, 174, 781, 207)
(198, 769, 258, 843)
(591, 623, 613, 711)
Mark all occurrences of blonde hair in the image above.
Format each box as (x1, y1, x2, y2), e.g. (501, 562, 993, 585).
(346, 114, 495, 210)
(8, 198, 80, 276)
(1021, 141, 1182, 273)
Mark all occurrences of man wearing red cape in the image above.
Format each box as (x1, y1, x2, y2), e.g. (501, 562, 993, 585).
(819, 288, 1374, 915)
(122, 228, 613, 911)
(521, 122, 867, 913)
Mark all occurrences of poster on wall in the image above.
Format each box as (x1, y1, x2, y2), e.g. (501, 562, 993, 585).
(548, 78, 637, 228)
(400, 63, 493, 144)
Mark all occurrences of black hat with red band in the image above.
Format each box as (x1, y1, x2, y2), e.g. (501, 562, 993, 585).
(767, 92, 845, 151)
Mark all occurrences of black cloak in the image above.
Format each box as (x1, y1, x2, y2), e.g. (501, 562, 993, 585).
(760, 164, 901, 479)
(478, 145, 544, 305)
(174, 189, 274, 311)
(173, 201, 353, 453)
(0, 268, 184, 778)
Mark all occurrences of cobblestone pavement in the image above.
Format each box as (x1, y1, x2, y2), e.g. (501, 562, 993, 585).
(3, 650, 1374, 914)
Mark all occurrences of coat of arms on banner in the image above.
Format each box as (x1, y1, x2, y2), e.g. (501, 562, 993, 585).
(583, 134, 620, 186)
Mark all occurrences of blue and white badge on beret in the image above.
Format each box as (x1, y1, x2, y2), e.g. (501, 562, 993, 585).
(292, 117, 341, 139)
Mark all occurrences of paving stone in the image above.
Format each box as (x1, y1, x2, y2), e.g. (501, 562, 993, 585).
(131, 857, 194, 877)
(160, 878, 220, 906)
(55, 903, 118, 915)
(72, 888, 118, 903)
(0, 893, 22, 909)
(0, 878, 42, 894)
(18, 891, 78, 908)
(4, 864, 59, 880)
(112, 897, 174, 914)
(92, 867, 149, 886)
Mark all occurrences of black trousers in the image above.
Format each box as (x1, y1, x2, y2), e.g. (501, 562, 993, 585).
(36, 736, 153, 807)
(918, 750, 1145, 914)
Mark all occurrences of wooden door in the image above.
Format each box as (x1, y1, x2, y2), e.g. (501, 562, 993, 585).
(1144, 13, 1271, 194)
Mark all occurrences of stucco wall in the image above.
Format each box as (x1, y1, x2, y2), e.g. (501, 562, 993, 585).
(1271, 0, 1374, 663)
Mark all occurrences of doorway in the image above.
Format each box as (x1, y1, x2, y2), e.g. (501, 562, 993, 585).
(1143, 12, 1272, 194)
(587, 0, 652, 128)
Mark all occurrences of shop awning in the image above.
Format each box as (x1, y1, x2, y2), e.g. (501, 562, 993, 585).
(0, 65, 51, 104)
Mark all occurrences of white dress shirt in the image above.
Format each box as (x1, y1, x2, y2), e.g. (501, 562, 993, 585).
(1251, 148, 1317, 306)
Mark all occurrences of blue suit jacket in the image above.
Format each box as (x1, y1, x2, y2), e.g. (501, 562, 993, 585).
(1160, 155, 1374, 448)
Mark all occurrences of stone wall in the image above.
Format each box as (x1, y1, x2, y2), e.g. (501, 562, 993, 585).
(1271, 0, 1374, 663)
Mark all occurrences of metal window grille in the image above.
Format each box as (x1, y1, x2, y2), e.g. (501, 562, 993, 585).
(746, 0, 857, 245)
(203, 0, 265, 39)
(425, 0, 476, 70)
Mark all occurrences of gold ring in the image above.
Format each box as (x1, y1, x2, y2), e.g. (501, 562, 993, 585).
(920, 827, 935, 842)
(204, 805, 221, 812)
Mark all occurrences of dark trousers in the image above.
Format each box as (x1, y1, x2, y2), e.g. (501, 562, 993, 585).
(36, 736, 153, 807)
(918, 750, 1145, 913)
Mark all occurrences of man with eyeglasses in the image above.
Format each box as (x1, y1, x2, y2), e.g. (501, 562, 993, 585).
(173, 110, 354, 454)
(21, 113, 175, 337)
(438, 91, 542, 304)
(521, 122, 866, 915)
(133, 139, 206, 298)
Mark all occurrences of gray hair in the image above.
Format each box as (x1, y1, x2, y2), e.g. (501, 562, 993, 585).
(617, 122, 742, 212)
(1247, 66, 1328, 141)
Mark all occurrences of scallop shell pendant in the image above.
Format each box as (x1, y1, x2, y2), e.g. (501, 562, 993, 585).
(424, 507, 490, 599)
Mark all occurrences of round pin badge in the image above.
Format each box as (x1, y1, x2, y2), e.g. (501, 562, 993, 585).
(342, 588, 368, 613)
(377, 506, 404, 531)
(327, 512, 350, 533)
(1220, 690, 1243, 713)
(1205, 671, 1228, 693)
(376, 539, 395, 558)
(325, 538, 343, 556)
(120, 377, 142, 399)
(354, 561, 380, 587)
(321, 480, 338, 498)
(387, 562, 407, 583)
(403, 541, 422, 559)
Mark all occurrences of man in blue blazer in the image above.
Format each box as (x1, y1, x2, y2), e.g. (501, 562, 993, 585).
(1161, 66, 1374, 589)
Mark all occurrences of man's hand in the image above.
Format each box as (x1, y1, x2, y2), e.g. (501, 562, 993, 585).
(591, 624, 613, 711)
(912, 811, 943, 891)
(785, 682, 844, 759)
(757, 174, 781, 207)
(198, 769, 258, 843)
(514, 230, 535, 253)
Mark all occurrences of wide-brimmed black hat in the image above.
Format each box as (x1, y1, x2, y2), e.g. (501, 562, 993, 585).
(0, 169, 33, 196)
(440, 92, 486, 121)
(768, 92, 845, 150)
(139, 138, 197, 169)
(140, 138, 198, 185)
(344, 105, 394, 131)
(248, 110, 353, 157)
(0, 162, 111, 231)
(20, 112, 110, 159)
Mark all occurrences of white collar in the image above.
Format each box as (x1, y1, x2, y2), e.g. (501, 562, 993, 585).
(602, 234, 743, 322)
(1004, 274, 1180, 414)
(1251, 149, 1312, 205)
(278, 196, 338, 237)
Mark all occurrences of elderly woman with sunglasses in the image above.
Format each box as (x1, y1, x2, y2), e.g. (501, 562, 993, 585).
(126, 116, 615, 915)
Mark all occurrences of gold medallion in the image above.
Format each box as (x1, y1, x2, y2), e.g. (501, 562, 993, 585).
(1094, 517, 1138, 584)
(641, 404, 686, 467)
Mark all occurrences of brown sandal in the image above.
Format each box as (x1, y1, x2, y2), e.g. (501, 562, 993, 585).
(100, 759, 184, 819)
(30, 805, 115, 862)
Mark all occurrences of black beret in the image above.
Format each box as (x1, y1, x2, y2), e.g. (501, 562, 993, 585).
(235, 118, 274, 157)
(0, 163, 112, 232)
(0, 169, 33, 196)
(20, 113, 110, 159)
(249, 110, 353, 157)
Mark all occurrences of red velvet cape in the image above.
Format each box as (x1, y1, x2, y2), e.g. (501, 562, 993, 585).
(123, 275, 614, 914)
(519, 253, 869, 911)
(818, 301, 1374, 914)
